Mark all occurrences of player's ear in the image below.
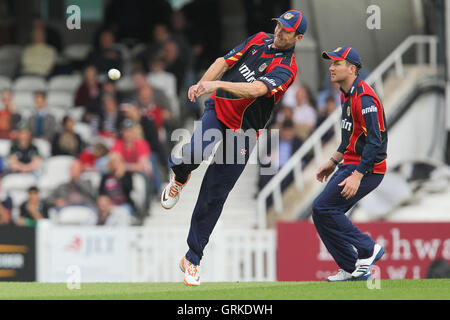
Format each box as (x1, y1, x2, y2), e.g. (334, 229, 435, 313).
(295, 34, 303, 42)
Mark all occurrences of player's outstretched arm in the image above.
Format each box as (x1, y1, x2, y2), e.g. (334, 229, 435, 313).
(195, 80, 268, 99)
(188, 58, 229, 102)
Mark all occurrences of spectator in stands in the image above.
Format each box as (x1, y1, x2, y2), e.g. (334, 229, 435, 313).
(27, 91, 57, 141)
(21, 26, 57, 77)
(47, 160, 96, 210)
(281, 79, 303, 109)
(91, 94, 124, 138)
(0, 183, 13, 225)
(131, 70, 172, 114)
(32, 17, 63, 53)
(317, 96, 338, 143)
(110, 119, 152, 176)
(88, 29, 123, 74)
(78, 141, 110, 174)
(160, 40, 187, 94)
(95, 194, 132, 226)
(273, 105, 294, 129)
(74, 65, 101, 113)
(148, 56, 178, 100)
(138, 85, 172, 137)
(292, 85, 318, 140)
(171, 9, 201, 71)
(316, 82, 341, 117)
(122, 102, 166, 193)
(102, 79, 123, 104)
(258, 119, 304, 193)
(0, 89, 21, 140)
(99, 153, 135, 216)
(110, 119, 152, 214)
(16, 186, 48, 227)
(51, 116, 84, 157)
(7, 124, 41, 175)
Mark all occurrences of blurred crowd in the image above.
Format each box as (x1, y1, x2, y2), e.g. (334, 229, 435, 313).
(257, 79, 342, 196)
(0, 0, 227, 227)
(0, 0, 359, 226)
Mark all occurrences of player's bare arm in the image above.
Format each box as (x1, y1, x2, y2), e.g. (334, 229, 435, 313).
(188, 57, 229, 102)
(316, 151, 343, 183)
(195, 80, 268, 99)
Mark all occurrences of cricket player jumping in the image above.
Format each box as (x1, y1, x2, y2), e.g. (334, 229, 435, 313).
(314, 46, 387, 281)
(161, 10, 307, 286)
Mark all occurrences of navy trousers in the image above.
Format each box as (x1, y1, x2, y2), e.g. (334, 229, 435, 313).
(312, 164, 384, 273)
(169, 100, 256, 265)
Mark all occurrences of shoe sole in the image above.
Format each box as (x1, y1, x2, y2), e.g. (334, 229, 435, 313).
(184, 279, 200, 287)
(327, 278, 353, 282)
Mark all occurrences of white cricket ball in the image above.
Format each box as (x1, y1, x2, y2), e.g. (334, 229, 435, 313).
(108, 68, 121, 80)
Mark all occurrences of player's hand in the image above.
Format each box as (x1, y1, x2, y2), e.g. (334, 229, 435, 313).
(195, 81, 219, 98)
(316, 160, 336, 183)
(338, 171, 363, 200)
(188, 84, 199, 102)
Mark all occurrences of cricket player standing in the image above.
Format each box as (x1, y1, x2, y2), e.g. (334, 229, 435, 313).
(314, 46, 387, 281)
(161, 10, 307, 286)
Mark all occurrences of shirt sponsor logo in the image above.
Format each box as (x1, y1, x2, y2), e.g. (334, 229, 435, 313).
(259, 76, 277, 87)
(341, 119, 352, 131)
(362, 105, 378, 115)
(238, 63, 256, 82)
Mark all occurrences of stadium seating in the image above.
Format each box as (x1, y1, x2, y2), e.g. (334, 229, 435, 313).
(62, 43, 92, 62)
(0, 76, 11, 91)
(57, 205, 97, 225)
(0, 45, 22, 78)
(37, 155, 75, 195)
(13, 75, 47, 92)
(47, 91, 75, 109)
(131, 173, 148, 215)
(13, 91, 35, 109)
(47, 74, 82, 92)
(0, 139, 11, 157)
(33, 138, 51, 159)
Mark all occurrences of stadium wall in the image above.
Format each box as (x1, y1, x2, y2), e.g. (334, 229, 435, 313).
(277, 221, 450, 281)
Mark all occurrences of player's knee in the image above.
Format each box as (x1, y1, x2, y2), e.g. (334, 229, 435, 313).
(312, 198, 325, 217)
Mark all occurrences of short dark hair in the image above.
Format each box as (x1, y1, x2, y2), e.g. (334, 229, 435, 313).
(34, 90, 46, 98)
(345, 60, 362, 76)
(28, 186, 39, 193)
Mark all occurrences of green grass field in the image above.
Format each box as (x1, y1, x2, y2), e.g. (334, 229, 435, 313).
(0, 279, 448, 300)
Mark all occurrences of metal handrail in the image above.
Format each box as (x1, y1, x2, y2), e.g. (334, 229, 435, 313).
(256, 35, 439, 229)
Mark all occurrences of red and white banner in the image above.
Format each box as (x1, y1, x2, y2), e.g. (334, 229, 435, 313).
(277, 221, 450, 281)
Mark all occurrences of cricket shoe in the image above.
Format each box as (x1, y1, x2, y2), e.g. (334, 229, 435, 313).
(179, 256, 200, 286)
(160, 174, 190, 210)
(351, 243, 385, 279)
(327, 269, 353, 282)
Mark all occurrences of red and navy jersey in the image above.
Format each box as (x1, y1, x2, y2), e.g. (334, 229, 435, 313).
(337, 76, 388, 174)
(210, 32, 297, 131)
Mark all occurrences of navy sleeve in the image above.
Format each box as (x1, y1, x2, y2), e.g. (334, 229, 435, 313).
(356, 95, 382, 174)
(257, 66, 294, 97)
